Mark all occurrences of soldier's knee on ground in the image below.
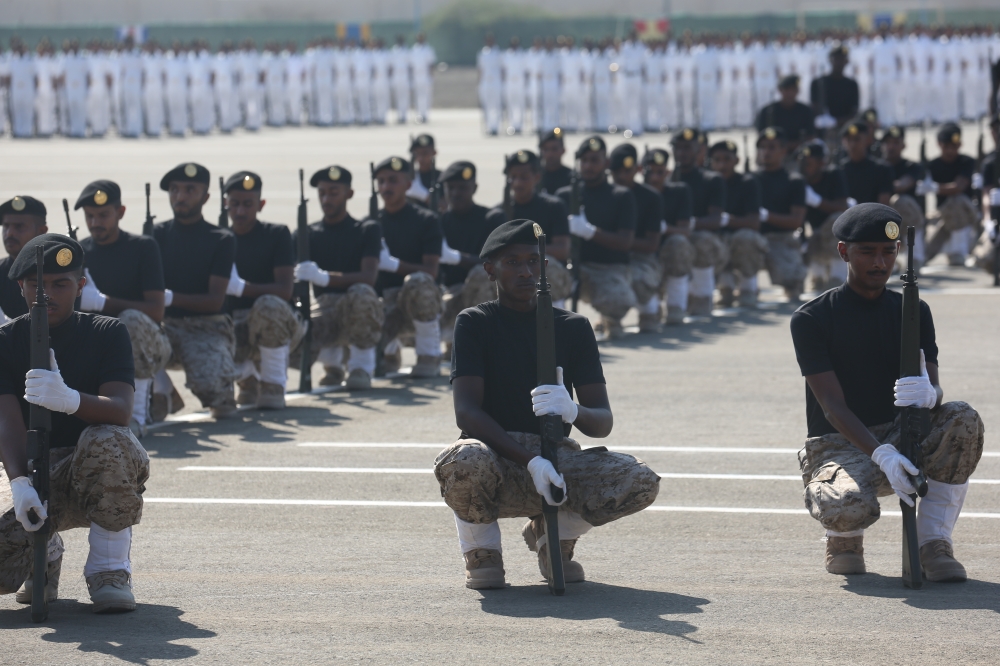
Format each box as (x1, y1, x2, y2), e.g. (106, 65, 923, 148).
(727, 229, 769, 277)
(248, 294, 300, 348)
(337, 283, 384, 349)
(71, 425, 150, 532)
(691, 231, 728, 271)
(660, 234, 695, 277)
(434, 442, 503, 524)
(462, 264, 497, 307)
(581, 264, 636, 321)
(400, 271, 443, 322)
(803, 462, 881, 533)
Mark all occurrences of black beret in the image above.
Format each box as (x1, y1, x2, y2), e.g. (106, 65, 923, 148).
(778, 74, 800, 89)
(799, 139, 827, 159)
(74, 180, 121, 210)
(480, 218, 542, 259)
(829, 44, 849, 57)
(223, 171, 263, 194)
(409, 133, 435, 151)
(160, 162, 210, 190)
(832, 203, 904, 243)
(439, 161, 477, 184)
(505, 150, 539, 172)
(937, 123, 962, 145)
(538, 128, 564, 145)
(641, 147, 670, 167)
(309, 165, 352, 187)
(708, 140, 738, 156)
(757, 126, 786, 144)
(862, 108, 878, 124)
(575, 135, 607, 158)
(882, 125, 906, 141)
(7, 233, 84, 280)
(0, 195, 47, 220)
(373, 156, 412, 176)
(609, 143, 638, 170)
(671, 127, 699, 143)
(841, 120, 869, 137)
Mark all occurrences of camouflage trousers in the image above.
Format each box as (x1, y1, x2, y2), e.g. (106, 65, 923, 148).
(690, 230, 729, 272)
(804, 213, 841, 264)
(659, 234, 695, 278)
(441, 266, 496, 345)
(971, 226, 998, 275)
(764, 231, 807, 291)
(580, 262, 636, 321)
(926, 195, 980, 263)
(629, 253, 662, 304)
(890, 194, 925, 233)
(383, 271, 443, 343)
(718, 229, 769, 291)
(798, 401, 984, 533)
(233, 295, 308, 365)
(164, 314, 237, 409)
(118, 309, 171, 379)
(311, 284, 384, 350)
(433, 432, 660, 527)
(0, 425, 149, 594)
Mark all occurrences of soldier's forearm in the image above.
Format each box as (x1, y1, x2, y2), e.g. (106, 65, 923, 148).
(456, 405, 535, 468)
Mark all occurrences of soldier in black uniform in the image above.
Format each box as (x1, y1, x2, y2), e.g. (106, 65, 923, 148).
(810, 45, 859, 130)
(755, 75, 816, 158)
(0, 196, 48, 323)
(840, 120, 893, 207)
(922, 123, 979, 266)
(880, 126, 928, 268)
(797, 141, 850, 291)
(293, 166, 383, 390)
(972, 113, 1000, 275)
(406, 133, 442, 208)
(0, 234, 148, 613)
(538, 128, 574, 195)
(756, 127, 807, 300)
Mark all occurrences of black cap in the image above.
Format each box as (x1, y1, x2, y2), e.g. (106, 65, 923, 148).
(937, 123, 962, 145)
(409, 133, 435, 152)
(7, 233, 84, 280)
(798, 139, 827, 159)
(0, 195, 47, 220)
(778, 74, 800, 89)
(74, 180, 121, 210)
(671, 127, 699, 143)
(373, 156, 412, 176)
(832, 203, 904, 243)
(841, 120, 869, 138)
(609, 143, 638, 170)
(160, 162, 210, 191)
(480, 219, 541, 259)
(861, 108, 878, 125)
(438, 161, 477, 184)
(309, 165, 353, 187)
(538, 128, 564, 146)
(708, 140, 738, 156)
(575, 135, 607, 158)
(830, 44, 849, 57)
(882, 125, 906, 141)
(757, 126, 786, 144)
(223, 171, 263, 194)
(505, 150, 540, 172)
(641, 147, 670, 167)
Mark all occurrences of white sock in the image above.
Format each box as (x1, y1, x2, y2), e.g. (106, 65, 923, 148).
(235, 359, 258, 382)
(259, 344, 289, 388)
(552, 299, 566, 309)
(454, 513, 502, 554)
(826, 529, 865, 538)
(412, 317, 441, 357)
(346, 345, 376, 375)
(829, 260, 848, 282)
(689, 266, 715, 298)
(917, 479, 969, 547)
(84, 524, 132, 576)
(152, 368, 173, 395)
(640, 295, 659, 314)
(739, 274, 759, 292)
(318, 346, 343, 369)
(665, 275, 689, 310)
(558, 511, 593, 540)
(132, 378, 151, 425)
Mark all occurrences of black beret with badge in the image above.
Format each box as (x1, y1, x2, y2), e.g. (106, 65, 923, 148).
(538, 127, 564, 146)
(832, 203, 903, 243)
(641, 147, 670, 167)
(309, 165, 352, 187)
(757, 126, 786, 145)
(671, 127, 699, 144)
(609, 143, 638, 171)
(159, 162, 210, 190)
(409, 133, 435, 152)
(223, 171, 263, 194)
(0, 195, 47, 220)
(505, 150, 539, 172)
(708, 140, 738, 156)
(882, 125, 906, 141)
(840, 119, 869, 138)
(74, 180, 121, 209)
(798, 139, 827, 159)
(479, 218, 541, 259)
(438, 161, 477, 184)
(830, 44, 849, 57)
(373, 156, 412, 176)
(575, 135, 607, 158)
(936, 123, 962, 145)
(7, 233, 84, 280)
(778, 74, 800, 89)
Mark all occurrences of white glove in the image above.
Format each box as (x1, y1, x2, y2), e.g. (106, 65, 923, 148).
(440, 239, 462, 266)
(24, 349, 81, 415)
(569, 207, 597, 240)
(759, 207, 769, 222)
(0, 306, 9, 326)
(10, 477, 47, 532)
(79, 269, 107, 312)
(530, 366, 579, 424)
(805, 186, 823, 208)
(526, 456, 567, 507)
(971, 172, 983, 190)
(915, 178, 939, 196)
(226, 264, 247, 297)
(163, 289, 173, 307)
(659, 220, 668, 234)
(989, 189, 1000, 207)
(719, 212, 730, 228)
(846, 197, 858, 208)
(378, 240, 401, 273)
(293, 261, 330, 287)
(871, 443, 919, 507)
(814, 113, 836, 129)
(988, 219, 999, 243)
(894, 350, 937, 409)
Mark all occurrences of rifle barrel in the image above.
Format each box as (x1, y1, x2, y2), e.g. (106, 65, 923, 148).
(28, 245, 51, 621)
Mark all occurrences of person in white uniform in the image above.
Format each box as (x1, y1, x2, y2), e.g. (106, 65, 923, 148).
(538, 38, 561, 134)
(371, 39, 391, 125)
(213, 41, 238, 133)
(164, 41, 189, 136)
(285, 41, 306, 126)
(118, 37, 144, 138)
(141, 40, 165, 137)
(5, 40, 36, 138)
(34, 41, 61, 138)
(696, 39, 720, 130)
(477, 34, 503, 135)
(86, 41, 113, 138)
(312, 38, 336, 127)
(558, 37, 583, 133)
(60, 40, 88, 137)
(871, 32, 900, 126)
(333, 40, 354, 125)
(502, 37, 526, 134)
(238, 39, 263, 131)
(263, 42, 287, 127)
(525, 38, 543, 132)
(591, 40, 613, 133)
(351, 40, 373, 125)
(752, 38, 778, 117)
(188, 41, 215, 135)
(411, 34, 436, 123)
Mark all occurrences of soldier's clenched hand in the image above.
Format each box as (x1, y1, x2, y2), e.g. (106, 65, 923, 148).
(530, 366, 578, 424)
(10, 477, 47, 532)
(871, 443, 919, 507)
(294, 261, 330, 287)
(526, 456, 567, 507)
(894, 350, 937, 409)
(24, 349, 81, 414)
(80, 269, 107, 312)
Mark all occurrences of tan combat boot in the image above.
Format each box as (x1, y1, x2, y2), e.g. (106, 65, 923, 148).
(717, 287, 735, 308)
(382, 348, 402, 374)
(210, 397, 238, 420)
(86, 570, 136, 614)
(920, 540, 967, 582)
(665, 305, 685, 325)
(463, 548, 506, 589)
(344, 368, 372, 390)
(319, 366, 345, 386)
(600, 318, 624, 340)
(236, 376, 258, 406)
(638, 313, 661, 334)
(687, 295, 713, 317)
(16, 555, 61, 604)
(410, 355, 441, 378)
(825, 536, 866, 575)
(255, 382, 285, 410)
(521, 517, 585, 583)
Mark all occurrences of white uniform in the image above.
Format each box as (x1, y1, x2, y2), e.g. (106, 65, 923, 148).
(212, 51, 238, 132)
(578, 48, 594, 132)
(238, 49, 263, 131)
(591, 47, 612, 132)
(8, 52, 36, 137)
(871, 36, 899, 126)
(644, 46, 665, 132)
(850, 39, 873, 112)
(141, 50, 165, 136)
(34, 53, 59, 137)
(333, 47, 354, 125)
(188, 50, 215, 134)
(731, 43, 754, 128)
(164, 50, 189, 136)
(371, 47, 391, 125)
(676, 47, 697, 127)
(263, 50, 286, 126)
(87, 51, 112, 137)
(389, 45, 410, 123)
(107, 50, 122, 131)
(502, 47, 526, 133)
(751, 41, 778, 116)
(558, 47, 582, 133)
(410, 43, 436, 121)
(477, 46, 503, 134)
(660, 44, 680, 129)
(285, 51, 306, 125)
(352, 47, 372, 125)
(696, 45, 719, 130)
(118, 49, 143, 137)
(619, 40, 645, 135)
(715, 45, 735, 129)
(62, 51, 89, 137)
(524, 47, 542, 131)
(538, 49, 561, 133)
(312, 46, 335, 126)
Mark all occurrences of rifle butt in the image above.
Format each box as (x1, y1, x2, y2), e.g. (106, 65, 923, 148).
(31, 529, 48, 622)
(542, 501, 565, 596)
(900, 501, 923, 590)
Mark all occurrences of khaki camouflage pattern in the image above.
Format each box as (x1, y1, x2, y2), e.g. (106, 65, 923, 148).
(764, 231, 808, 290)
(805, 213, 842, 263)
(312, 283, 385, 350)
(579, 262, 637, 320)
(441, 266, 498, 345)
(118, 309, 172, 379)
(0, 425, 149, 594)
(164, 314, 237, 409)
(891, 194, 925, 233)
(233, 295, 308, 365)
(383, 271, 443, 342)
(629, 253, 662, 304)
(925, 194, 981, 262)
(798, 401, 984, 533)
(433, 432, 660, 527)
(691, 230, 729, 272)
(725, 228, 770, 277)
(971, 227, 997, 275)
(659, 234, 695, 278)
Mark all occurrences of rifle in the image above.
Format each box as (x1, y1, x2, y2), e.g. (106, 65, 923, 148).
(296, 169, 312, 392)
(61, 199, 77, 240)
(919, 124, 927, 167)
(502, 155, 512, 220)
(533, 222, 565, 596)
(898, 225, 930, 590)
(26, 245, 52, 622)
(369, 162, 378, 219)
(991, 187, 1000, 288)
(143, 183, 155, 236)
(218, 177, 228, 228)
(371, 162, 386, 377)
(568, 160, 583, 312)
(742, 134, 750, 172)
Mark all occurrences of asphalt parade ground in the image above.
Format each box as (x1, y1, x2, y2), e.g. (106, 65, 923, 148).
(1, 113, 999, 664)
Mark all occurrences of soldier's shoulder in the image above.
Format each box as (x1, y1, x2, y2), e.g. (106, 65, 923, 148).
(610, 183, 634, 198)
(553, 185, 572, 198)
(458, 300, 499, 324)
(79, 312, 129, 335)
(634, 182, 661, 199)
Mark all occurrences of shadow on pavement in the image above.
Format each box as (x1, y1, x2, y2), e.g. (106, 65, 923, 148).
(841, 573, 1000, 614)
(0, 601, 215, 664)
(478, 581, 708, 641)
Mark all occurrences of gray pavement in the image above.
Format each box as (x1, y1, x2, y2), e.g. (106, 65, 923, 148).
(1, 117, 999, 664)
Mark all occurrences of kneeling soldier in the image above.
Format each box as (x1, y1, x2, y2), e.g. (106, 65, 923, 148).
(0, 234, 149, 612)
(434, 219, 660, 589)
(0, 196, 49, 324)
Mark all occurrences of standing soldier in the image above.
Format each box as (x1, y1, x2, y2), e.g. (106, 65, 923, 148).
(755, 75, 815, 159)
(5, 40, 36, 138)
(350, 40, 372, 126)
(538, 38, 561, 133)
(797, 140, 850, 292)
(502, 37, 526, 134)
(62, 40, 89, 138)
(371, 38, 391, 125)
(164, 41, 189, 137)
(410, 33, 436, 123)
(756, 127, 808, 301)
(118, 37, 144, 138)
(538, 128, 574, 196)
(880, 126, 928, 268)
(141, 40, 166, 137)
(477, 34, 503, 136)
(406, 133, 442, 207)
(390, 36, 411, 124)
(810, 45, 859, 131)
(0, 197, 48, 323)
(238, 39, 263, 131)
(921, 123, 980, 266)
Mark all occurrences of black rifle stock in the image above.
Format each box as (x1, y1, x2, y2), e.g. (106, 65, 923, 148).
(502, 155, 512, 220)
(370, 163, 386, 377)
(218, 177, 228, 228)
(742, 134, 750, 172)
(992, 194, 1000, 288)
(61, 199, 77, 240)
(27, 245, 52, 622)
(143, 183, 155, 236)
(898, 225, 929, 590)
(568, 161, 582, 312)
(369, 162, 378, 219)
(534, 223, 566, 596)
(296, 169, 312, 392)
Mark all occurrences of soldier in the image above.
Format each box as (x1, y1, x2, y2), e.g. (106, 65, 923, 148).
(840, 120, 893, 209)
(141, 40, 166, 137)
(557, 136, 637, 339)
(797, 140, 850, 292)
(971, 113, 999, 276)
(152, 163, 237, 419)
(390, 36, 411, 124)
(792, 203, 984, 578)
(406, 133, 441, 208)
(502, 37, 526, 134)
(0, 196, 48, 323)
(293, 166, 383, 390)
(921, 123, 979, 266)
(538, 128, 574, 196)
(755, 75, 815, 158)
(164, 41, 189, 137)
(477, 34, 503, 136)
(0, 234, 148, 612)
(371, 156, 444, 377)
(410, 33, 436, 124)
(810, 44, 859, 131)
(221, 171, 305, 409)
(756, 127, 808, 300)
(62, 40, 89, 138)
(74, 180, 171, 434)
(118, 37, 144, 138)
(880, 125, 928, 268)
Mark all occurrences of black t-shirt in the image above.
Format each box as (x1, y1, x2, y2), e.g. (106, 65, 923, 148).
(293, 215, 382, 296)
(757, 168, 806, 233)
(451, 301, 605, 437)
(887, 157, 927, 211)
(227, 221, 294, 311)
(982, 152, 998, 189)
(804, 168, 849, 228)
(153, 218, 236, 318)
(375, 202, 442, 293)
(724, 173, 762, 218)
(0, 313, 134, 448)
(631, 182, 664, 238)
(491, 192, 571, 240)
(81, 230, 164, 304)
(0, 256, 28, 320)
(556, 181, 636, 264)
(810, 75, 859, 119)
(929, 154, 976, 206)
(790, 284, 937, 437)
(440, 204, 499, 286)
(671, 168, 726, 217)
(755, 102, 816, 143)
(660, 182, 694, 228)
(541, 165, 574, 196)
(841, 157, 894, 205)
